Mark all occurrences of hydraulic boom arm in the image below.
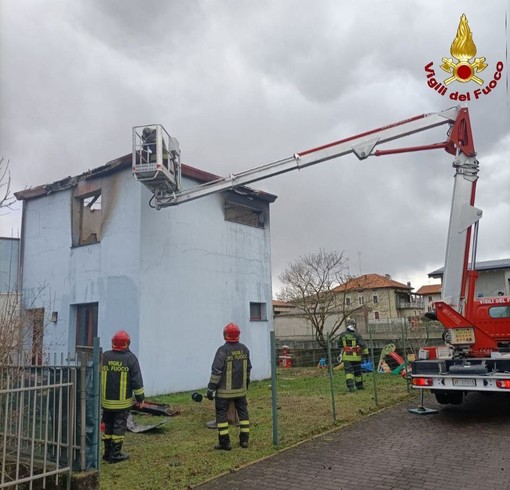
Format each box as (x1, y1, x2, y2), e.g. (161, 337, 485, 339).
(148, 106, 466, 207)
(133, 105, 480, 311)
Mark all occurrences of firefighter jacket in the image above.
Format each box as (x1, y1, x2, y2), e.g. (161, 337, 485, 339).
(208, 342, 252, 399)
(338, 330, 369, 362)
(101, 349, 145, 411)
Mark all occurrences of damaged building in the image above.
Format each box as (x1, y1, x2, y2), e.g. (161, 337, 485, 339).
(15, 153, 276, 395)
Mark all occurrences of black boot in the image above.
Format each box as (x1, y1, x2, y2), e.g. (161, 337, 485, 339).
(109, 442, 129, 463)
(102, 439, 112, 462)
(240, 432, 249, 449)
(214, 434, 232, 451)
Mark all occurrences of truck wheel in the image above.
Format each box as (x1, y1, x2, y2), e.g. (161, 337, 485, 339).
(434, 391, 463, 405)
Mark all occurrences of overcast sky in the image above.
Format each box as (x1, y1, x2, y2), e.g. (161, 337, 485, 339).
(1, 0, 509, 294)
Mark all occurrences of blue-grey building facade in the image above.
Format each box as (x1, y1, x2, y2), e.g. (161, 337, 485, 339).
(15, 155, 276, 395)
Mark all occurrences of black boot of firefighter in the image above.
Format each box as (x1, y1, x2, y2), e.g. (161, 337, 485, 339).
(102, 439, 112, 462)
(109, 441, 129, 463)
(214, 434, 232, 451)
(239, 432, 249, 449)
(355, 382, 364, 390)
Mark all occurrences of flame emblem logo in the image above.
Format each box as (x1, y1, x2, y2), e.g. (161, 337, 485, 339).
(440, 14, 487, 85)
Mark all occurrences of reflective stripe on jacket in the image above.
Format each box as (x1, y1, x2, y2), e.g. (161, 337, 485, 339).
(338, 331, 369, 361)
(208, 342, 252, 399)
(101, 349, 144, 411)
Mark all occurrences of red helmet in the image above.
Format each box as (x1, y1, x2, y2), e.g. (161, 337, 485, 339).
(223, 323, 240, 343)
(112, 330, 131, 351)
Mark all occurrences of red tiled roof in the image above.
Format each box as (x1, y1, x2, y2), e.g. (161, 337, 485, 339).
(332, 273, 411, 292)
(415, 284, 442, 295)
(273, 300, 290, 306)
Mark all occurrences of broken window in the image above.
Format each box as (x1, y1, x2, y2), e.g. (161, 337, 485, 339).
(224, 192, 267, 229)
(75, 303, 98, 349)
(72, 189, 102, 246)
(225, 201, 264, 228)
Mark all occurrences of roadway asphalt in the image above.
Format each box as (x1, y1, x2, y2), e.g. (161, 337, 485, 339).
(196, 392, 510, 489)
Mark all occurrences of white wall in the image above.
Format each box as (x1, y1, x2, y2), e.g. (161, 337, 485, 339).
(138, 177, 272, 395)
(21, 169, 273, 395)
(21, 170, 142, 357)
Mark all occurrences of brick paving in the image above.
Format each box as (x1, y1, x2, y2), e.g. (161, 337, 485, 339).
(197, 392, 510, 489)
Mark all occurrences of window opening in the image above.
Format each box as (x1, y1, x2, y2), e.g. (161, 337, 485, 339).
(76, 303, 98, 349)
(28, 308, 44, 365)
(250, 302, 266, 321)
(225, 201, 264, 228)
(73, 189, 103, 246)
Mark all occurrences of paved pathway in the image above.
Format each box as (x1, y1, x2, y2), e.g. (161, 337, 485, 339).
(197, 392, 510, 489)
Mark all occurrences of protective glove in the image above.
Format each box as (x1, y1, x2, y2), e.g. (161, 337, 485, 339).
(206, 389, 215, 401)
(133, 400, 145, 410)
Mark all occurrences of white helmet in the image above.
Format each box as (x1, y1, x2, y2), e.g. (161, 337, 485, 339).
(346, 318, 356, 331)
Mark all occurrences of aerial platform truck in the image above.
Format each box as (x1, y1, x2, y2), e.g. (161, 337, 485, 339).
(132, 106, 510, 407)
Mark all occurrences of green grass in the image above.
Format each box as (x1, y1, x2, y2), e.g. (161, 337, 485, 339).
(100, 368, 415, 489)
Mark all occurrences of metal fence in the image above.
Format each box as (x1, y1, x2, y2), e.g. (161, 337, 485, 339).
(275, 319, 445, 368)
(269, 320, 446, 444)
(0, 340, 100, 489)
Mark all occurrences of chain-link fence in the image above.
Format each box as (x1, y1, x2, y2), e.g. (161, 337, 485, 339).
(271, 319, 444, 445)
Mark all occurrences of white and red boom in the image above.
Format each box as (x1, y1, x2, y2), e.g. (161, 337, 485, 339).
(133, 106, 480, 311)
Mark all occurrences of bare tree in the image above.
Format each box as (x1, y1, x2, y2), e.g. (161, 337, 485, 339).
(0, 285, 54, 366)
(277, 249, 368, 351)
(0, 157, 15, 211)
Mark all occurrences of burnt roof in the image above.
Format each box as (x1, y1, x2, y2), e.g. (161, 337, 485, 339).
(14, 153, 277, 203)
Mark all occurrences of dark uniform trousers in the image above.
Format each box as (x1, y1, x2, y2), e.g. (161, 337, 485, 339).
(102, 410, 129, 443)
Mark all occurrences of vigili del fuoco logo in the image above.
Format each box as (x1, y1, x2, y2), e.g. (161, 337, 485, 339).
(424, 14, 504, 101)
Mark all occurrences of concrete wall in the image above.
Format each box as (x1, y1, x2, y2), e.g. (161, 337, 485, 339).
(138, 178, 272, 394)
(0, 238, 19, 292)
(21, 170, 142, 357)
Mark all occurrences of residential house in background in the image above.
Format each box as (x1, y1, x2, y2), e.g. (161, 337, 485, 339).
(273, 273, 425, 339)
(332, 273, 424, 330)
(429, 259, 510, 298)
(15, 154, 276, 396)
(0, 237, 19, 297)
(415, 284, 442, 313)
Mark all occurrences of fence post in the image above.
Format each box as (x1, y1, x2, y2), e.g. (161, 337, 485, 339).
(326, 334, 337, 423)
(92, 337, 101, 469)
(270, 331, 279, 447)
(368, 326, 379, 407)
(401, 321, 411, 394)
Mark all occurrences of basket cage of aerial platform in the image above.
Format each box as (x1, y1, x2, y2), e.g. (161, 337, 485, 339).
(132, 124, 182, 196)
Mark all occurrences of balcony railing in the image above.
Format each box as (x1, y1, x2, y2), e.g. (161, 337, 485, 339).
(396, 301, 425, 309)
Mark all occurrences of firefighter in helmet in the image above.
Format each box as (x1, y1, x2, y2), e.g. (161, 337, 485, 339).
(101, 330, 145, 463)
(207, 323, 252, 450)
(141, 127, 170, 169)
(338, 318, 369, 392)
